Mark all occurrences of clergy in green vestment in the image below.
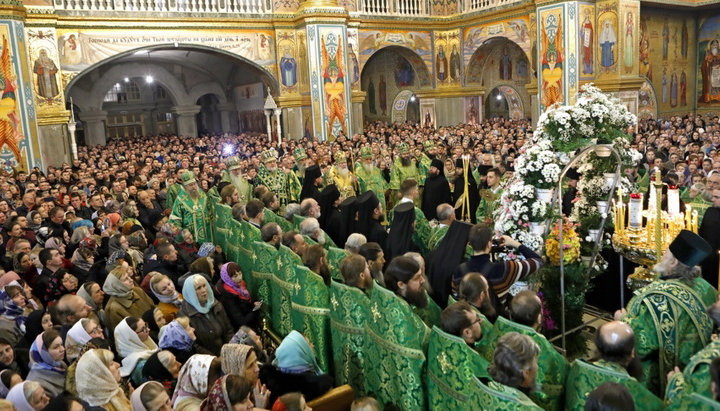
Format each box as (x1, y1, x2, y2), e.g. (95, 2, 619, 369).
(389, 143, 422, 201)
(428, 204, 452, 250)
(618, 229, 717, 394)
(666, 298, 720, 404)
(564, 321, 663, 410)
(355, 146, 389, 217)
(164, 168, 186, 210)
(487, 290, 568, 410)
(475, 167, 503, 224)
(221, 156, 253, 205)
(365, 256, 430, 410)
(257, 148, 292, 207)
(483, 332, 543, 409)
(169, 171, 213, 244)
(667, 357, 720, 410)
(427, 302, 490, 410)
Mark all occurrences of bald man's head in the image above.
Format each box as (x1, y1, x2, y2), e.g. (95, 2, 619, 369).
(509, 290, 542, 329)
(596, 321, 635, 365)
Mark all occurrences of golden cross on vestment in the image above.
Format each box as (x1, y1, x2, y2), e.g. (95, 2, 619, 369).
(438, 352, 451, 374)
(330, 295, 339, 310)
(371, 303, 381, 321)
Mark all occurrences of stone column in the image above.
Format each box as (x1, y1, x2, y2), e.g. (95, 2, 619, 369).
(274, 108, 282, 144)
(172, 105, 201, 138)
(264, 110, 273, 141)
(78, 110, 108, 146)
(217, 102, 237, 134)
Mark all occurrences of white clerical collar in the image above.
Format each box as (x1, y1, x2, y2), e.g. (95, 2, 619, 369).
(399, 197, 413, 204)
(438, 223, 448, 228)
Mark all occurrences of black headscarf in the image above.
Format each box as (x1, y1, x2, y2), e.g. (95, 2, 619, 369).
(385, 202, 418, 261)
(142, 351, 174, 381)
(317, 184, 340, 229)
(422, 158, 452, 221)
(23, 310, 46, 346)
(300, 165, 322, 201)
(427, 221, 472, 307)
(356, 191, 379, 238)
(337, 196, 358, 246)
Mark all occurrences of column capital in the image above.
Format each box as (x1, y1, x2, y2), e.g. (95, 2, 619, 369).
(78, 110, 108, 122)
(171, 105, 201, 117)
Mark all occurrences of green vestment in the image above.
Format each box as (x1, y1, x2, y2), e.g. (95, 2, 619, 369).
(263, 208, 293, 232)
(249, 241, 278, 311)
(428, 224, 449, 251)
(564, 359, 663, 411)
(391, 202, 432, 254)
(355, 163, 389, 214)
(220, 171, 253, 204)
(389, 157, 422, 190)
(447, 295, 497, 361)
(292, 265, 332, 373)
(625, 278, 716, 393)
(169, 190, 213, 244)
(327, 247, 349, 282)
(329, 280, 370, 394)
(427, 326, 489, 410)
(470, 377, 543, 410)
(257, 165, 291, 206)
(240, 222, 261, 295)
(666, 393, 720, 410)
(666, 339, 720, 403)
(269, 245, 301, 337)
(413, 295, 442, 328)
(489, 317, 568, 410)
(417, 154, 431, 186)
(212, 202, 234, 260)
(287, 170, 302, 203)
(165, 183, 184, 210)
(365, 285, 429, 410)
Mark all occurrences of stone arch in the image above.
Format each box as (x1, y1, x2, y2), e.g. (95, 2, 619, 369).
(188, 82, 228, 105)
(465, 36, 529, 85)
(485, 84, 525, 120)
(361, 45, 432, 88)
(391, 90, 414, 123)
(638, 79, 658, 120)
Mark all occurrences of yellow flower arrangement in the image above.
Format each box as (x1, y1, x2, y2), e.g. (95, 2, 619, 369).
(545, 220, 581, 265)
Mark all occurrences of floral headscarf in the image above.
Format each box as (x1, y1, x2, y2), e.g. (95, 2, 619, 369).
(159, 320, 194, 352)
(171, 354, 216, 406)
(219, 263, 250, 301)
(220, 343, 253, 376)
(29, 332, 66, 374)
(201, 375, 233, 411)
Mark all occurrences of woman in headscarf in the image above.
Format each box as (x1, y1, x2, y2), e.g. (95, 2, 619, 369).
(148, 272, 183, 323)
(230, 326, 270, 364)
(142, 308, 165, 342)
(76, 281, 105, 326)
(103, 261, 154, 332)
(12, 254, 35, 284)
(385, 202, 420, 261)
(0, 369, 21, 399)
(158, 317, 203, 364)
(64, 337, 112, 397)
(178, 274, 233, 356)
(6, 380, 49, 411)
(131, 380, 172, 411)
(142, 350, 181, 393)
(171, 354, 223, 410)
(263, 330, 333, 404)
(0, 286, 26, 347)
(25, 330, 66, 399)
(27, 211, 42, 233)
(200, 375, 256, 411)
(64, 318, 103, 362)
(214, 262, 260, 329)
(76, 348, 131, 411)
(114, 316, 159, 385)
(70, 247, 94, 283)
(21, 310, 52, 350)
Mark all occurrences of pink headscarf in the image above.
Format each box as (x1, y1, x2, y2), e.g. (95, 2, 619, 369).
(0, 271, 20, 288)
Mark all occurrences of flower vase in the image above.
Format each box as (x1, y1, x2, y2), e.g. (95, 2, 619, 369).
(604, 173, 617, 189)
(529, 222, 545, 235)
(596, 201, 609, 215)
(588, 229, 601, 243)
(581, 256, 593, 266)
(594, 145, 612, 157)
(536, 188, 553, 203)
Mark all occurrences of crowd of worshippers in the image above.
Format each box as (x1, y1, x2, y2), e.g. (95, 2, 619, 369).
(0, 114, 719, 410)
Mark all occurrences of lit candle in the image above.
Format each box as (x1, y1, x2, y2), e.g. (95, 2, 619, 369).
(693, 210, 698, 233)
(668, 187, 680, 217)
(685, 206, 692, 230)
(629, 194, 643, 228)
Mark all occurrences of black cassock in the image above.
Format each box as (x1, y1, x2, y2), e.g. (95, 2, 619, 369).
(422, 173, 452, 221)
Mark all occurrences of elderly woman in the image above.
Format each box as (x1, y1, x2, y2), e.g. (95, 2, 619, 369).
(25, 330, 66, 399)
(201, 375, 256, 411)
(76, 281, 105, 326)
(76, 349, 131, 410)
(6, 381, 49, 411)
(149, 272, 183, 323)
(64, 318, 103, 362)
(142, 350, 182, 393)
(103, 262, 154, 332)
(214, 262, 260, 329)
(263, 330, 333, 404)
(131, 381, 172, 411)
(114, 316, 159, 385)
(171, 354, 223, 410)
(178, 274, 233, 356)
(158, 316, 204, 364)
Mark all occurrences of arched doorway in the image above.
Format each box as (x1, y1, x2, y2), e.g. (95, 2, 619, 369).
(485, 85, 525, 120)
(638, 80, 658, 120)
(360, 46, 431, 123)
(466, 37, 531, 119)
(391, 90, 420, 123)
(65, 44, 279, 145)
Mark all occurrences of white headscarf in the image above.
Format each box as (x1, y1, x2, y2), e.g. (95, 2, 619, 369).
(114, 317, 158, 377)
(76, 349, 128, 409)
(6, 381, 40, 411)
(65, 319, 93, 362)
(131, 381, 167, 411)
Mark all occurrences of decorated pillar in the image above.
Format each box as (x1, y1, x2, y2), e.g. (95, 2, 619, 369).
(78, 110, 107, 146)
(0, 1, 42, 171)
(299, 0, 352, 141)
(172, 105, 200, 137)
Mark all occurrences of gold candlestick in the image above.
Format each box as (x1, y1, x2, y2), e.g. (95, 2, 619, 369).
(653, 170, 663, 258)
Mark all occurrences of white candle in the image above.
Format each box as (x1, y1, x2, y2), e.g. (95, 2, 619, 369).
(667, 187, 680, 217)
(629, 194, 643, 228)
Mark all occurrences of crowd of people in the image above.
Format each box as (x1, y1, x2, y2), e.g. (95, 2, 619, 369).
(0, 114, 718, 410)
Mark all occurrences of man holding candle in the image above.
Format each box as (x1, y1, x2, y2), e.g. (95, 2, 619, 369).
(699, 188, 720, 288)
(615, 230, 716, 396)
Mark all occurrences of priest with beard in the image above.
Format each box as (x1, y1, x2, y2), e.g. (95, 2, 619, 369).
(385, 202, 420, 261)
(422, 158, 452, 221)
(452, 158, 480, 223)
(356, 191, 387, 251)
(221, 156, 253, 205)
(299, 165, 323, 201)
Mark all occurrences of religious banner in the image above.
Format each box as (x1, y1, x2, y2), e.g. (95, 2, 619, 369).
(697, 15, 720, 105)
(347, 28, 361, 90)
(26, 28, 64, 110)
(276, 29, 300, 95)
(55, 29, 277, 73)
(420, 99, 436, 128)
(578, 4, 596, 79)
(537, 4, 565, 110)
(463, 96, 480, 124)
(597, 3, 618, 76)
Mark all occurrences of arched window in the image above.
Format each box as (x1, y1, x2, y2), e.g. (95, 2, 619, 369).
(104, 80, 141, 103)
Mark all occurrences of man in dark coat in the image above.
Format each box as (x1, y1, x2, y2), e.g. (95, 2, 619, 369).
(357, 191, 387, 251)
(421, 159, 452, 221)
(699, 187, 720, 288)
(299, 165, 322, 201)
